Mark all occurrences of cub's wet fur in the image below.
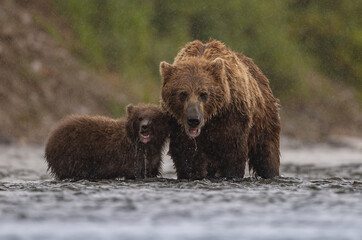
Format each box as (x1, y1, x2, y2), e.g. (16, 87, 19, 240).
(45, 104, 169, 180)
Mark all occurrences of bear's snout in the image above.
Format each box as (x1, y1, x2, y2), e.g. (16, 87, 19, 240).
(187, 118, 200, 128)
(185, 101, 204, 138)
(141, 124, 149, 131)
(140, 119, 150, 130)
(139, 119, 151, 143)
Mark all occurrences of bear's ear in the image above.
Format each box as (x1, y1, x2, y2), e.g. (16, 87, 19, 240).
(208, 58, 231, 104)
(126, 104, 134, 116)
(209, 58, 225, 77)
(207, 58, 226, 85)
(160, 61, 175, 85)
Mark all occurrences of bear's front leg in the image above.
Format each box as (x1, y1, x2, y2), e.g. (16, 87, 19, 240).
(219, 137, 248, 179)
(190, 152, 209, 180)
(168, 120, 195, 179)
(145, 153, 162, 178)
(170, 135, 209, 180)
(169, 134, 195, 180)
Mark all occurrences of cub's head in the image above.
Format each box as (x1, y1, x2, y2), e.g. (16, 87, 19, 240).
(160, 58, 231, 138)
(126, 104, 169, 144)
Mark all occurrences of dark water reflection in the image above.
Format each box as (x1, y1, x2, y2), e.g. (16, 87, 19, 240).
(0, 143, 361, 240)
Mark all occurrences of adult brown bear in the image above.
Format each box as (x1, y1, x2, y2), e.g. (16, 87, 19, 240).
(160, 40, 280, 179)
(45, 104, 169, 180)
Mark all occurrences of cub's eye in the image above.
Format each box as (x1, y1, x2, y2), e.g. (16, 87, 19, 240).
(138, 117, 143, 121)
(179, 92, 188, 102)
(199, 92, 208, 101)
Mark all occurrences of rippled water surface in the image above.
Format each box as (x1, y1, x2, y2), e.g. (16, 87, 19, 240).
(0, 138, 361, 240)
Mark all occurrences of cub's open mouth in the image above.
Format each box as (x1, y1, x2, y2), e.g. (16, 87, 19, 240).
(187, 128, 200, 138)
(140, 133, 150, 143)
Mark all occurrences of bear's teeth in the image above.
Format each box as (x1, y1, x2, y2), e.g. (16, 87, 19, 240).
(140, 135, 150, 143)
(188, 128, 200, 137)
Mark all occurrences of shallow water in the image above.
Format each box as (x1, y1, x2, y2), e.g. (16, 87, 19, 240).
(0, 137, 361, 240)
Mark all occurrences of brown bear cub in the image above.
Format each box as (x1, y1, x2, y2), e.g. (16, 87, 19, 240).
(45, 104, 169, 180)
(160, 40, 280, 180)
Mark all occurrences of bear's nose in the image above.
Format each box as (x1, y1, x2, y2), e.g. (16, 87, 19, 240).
(187, 118, 200, 128)
(141, 124, 149, 130)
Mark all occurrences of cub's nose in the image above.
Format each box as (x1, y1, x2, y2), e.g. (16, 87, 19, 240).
(187, 118, 200, 128)
(140, 119, 150, 131)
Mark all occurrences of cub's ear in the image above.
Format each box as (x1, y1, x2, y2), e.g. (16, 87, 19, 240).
(126, 104, 134, 116)
(160, 61, 175, 85)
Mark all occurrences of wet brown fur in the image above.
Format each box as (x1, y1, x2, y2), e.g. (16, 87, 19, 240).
(45, 104, 169, 180)
(160, 40, 280, 179)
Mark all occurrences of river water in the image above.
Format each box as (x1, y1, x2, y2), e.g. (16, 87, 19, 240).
(0, 137, 361, 240)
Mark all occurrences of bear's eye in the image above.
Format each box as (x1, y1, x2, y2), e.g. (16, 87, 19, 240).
(199, 92, 208, 102)
(138, 117, 143, 122)
(179, 92, 188, 102)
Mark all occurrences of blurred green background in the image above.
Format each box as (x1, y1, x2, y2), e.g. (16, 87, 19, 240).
(53, 0, 362, 101)
(0, 0, 361, 142)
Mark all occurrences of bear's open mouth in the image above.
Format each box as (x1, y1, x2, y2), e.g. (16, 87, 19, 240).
(140, 133, 151, 143)
(187, 128, 200, 138)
